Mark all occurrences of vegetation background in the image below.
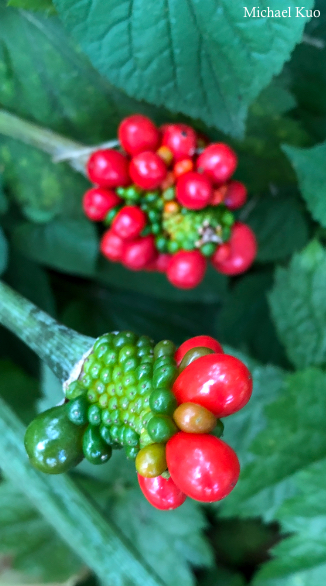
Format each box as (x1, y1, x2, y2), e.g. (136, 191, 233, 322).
(0, 1, 326, 585)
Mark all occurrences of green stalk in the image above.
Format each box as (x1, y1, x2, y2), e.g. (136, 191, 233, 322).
(0, 398, 164, 586)
(0, 110, 119, 174)
(0, 280, 94, 383)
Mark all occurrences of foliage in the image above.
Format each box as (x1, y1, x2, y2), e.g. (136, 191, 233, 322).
(0, 1, 326, 586)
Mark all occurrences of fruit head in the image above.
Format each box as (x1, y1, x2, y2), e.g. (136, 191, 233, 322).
(211, 222, 257, 275)
(196, 143, 237, 184)
(87, 149, 130, 188)
(118, 115, 160, 155)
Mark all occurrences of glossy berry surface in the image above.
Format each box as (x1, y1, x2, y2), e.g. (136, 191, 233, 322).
(173, 403, 217, 434)
(211, 222, 257, 275)
(175, 335, 224, 365)
(24, 405, 85, 474)
(136, 443, 167, 477)
(197, 143, 237, 184)
(100, 230, 125, 262)
(87, 149, 130, 188)
(129, 151, 167, 190)
(83, 187, 121, 221)
(112, 206, 147, 240)
(224, 181, 247, 210)
(172, 353, 253, 418)
(178, 347, 215, 372)
(162, 124, 197, 161)
(138, 473, 187, 510)
(166, 433, 240, 502)
(118, 115, 160, 155)
(176, 172, 213, 210)
(121, 235, 157, 270)
(167, 250, 207, 289)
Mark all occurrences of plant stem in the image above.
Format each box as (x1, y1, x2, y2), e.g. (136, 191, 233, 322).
(0, 110, 119, 174)
(0, 281, 94, 383)
(0, 398, 164, 586)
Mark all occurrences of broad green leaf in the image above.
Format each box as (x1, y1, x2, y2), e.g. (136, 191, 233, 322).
(0, 480, 82, 582)
(7, 0, 55, 12)
(80, 480, 213, 586)
(222, 368, 326, 586)
(218, 272, 288, 367)
(0, 226, 8, 276)
(0, 360, 40, 424)
(245, 192, 310, 263)
(283, 142, 326, 227)
(97, 259, 228, 303)
(198, 567, 245, 586)
(222, 368, 326, 520)
(269, 240, 326, 368)
(53, 0, 313, 136)
(12, 218, 99, 277)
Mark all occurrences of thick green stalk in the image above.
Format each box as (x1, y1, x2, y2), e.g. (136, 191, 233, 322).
(0, 398, 164, 586)
(0, 280, 94, 383)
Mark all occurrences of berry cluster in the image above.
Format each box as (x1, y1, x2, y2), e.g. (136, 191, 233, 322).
(24, 332, 252, 510)
(82, 115, 257, 289)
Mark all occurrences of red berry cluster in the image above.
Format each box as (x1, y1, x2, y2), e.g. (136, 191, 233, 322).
(83, 115, 257, 289)
(138, 335, 252, 510)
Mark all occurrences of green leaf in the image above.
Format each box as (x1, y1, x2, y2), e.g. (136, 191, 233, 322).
(0, 226, 8, 276)
(245, 191, 310, 263)
(7, 0, 56, 14)
(218, 272, 288, 367)
(81, 481, 213, 586)
(53, 0, 313, 136)
(283, 142, 326, 227)
(0, 480, 82, 582)
(12, 218, 99, 277)
(0, 360, 40, 424)
(269, 240, 326, 368)
(222, 368, 326, 586)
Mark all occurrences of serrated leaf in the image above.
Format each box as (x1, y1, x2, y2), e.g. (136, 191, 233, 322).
(7, 0, 56, 13)
(12, 218, 99, 277)
(218, 272, 289, 367)
(222, 368, 326, 586)
(80, 481, 213, 586)
(245, 192, 309, 263)
(269, 240, 326, 368)
(0, 481, 82, 583)
(283, 142, 326, 227)
(53, 0, 313, 136)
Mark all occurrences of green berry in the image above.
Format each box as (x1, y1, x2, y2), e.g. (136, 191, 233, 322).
(154, 340, 176, 359)
(152, 365, 178, 389)
(123, 427, 140, 447)
(155, 235, 168, 252)
(147, 415, 178, 443)
(201, 242, 217, 257)
(179, 347, 215, 372)
(83, 426, 112, 465)
(24, 405, 84, 474)
(67, 395, 89, 426)
(151, 222, 161, 235)
(88, 404, 102, 426)
(149, 388, 178, 416)
(167, 240, 180, 253)
(162, 187, 175, 201)
(104, 205, 121, 225)
(125, 445, 139, 460)
(66, 380, 84, 400)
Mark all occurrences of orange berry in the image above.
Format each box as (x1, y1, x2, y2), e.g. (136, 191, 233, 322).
(211, 185, 228, 206)
(174, 158, 194, 178)
(164, 201, 180, 214)
(157, 145, 174, 166)
(161, 171, 176, 190)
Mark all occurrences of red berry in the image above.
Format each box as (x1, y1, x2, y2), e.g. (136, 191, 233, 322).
(129, 151, 167, 190)
(121, 235, 157, 270)
(224, 181, 247, 210)
(118, 115, 160, 156)
(172, 353, 252, 418)
(82, 187, 121, 221)
(167, 251, 206, 289)
(100, 230, 125, 262)
(176, 172, 213, 210)
(166, 433, 240, 502)
(111, 206, 147, 240)
(175, 335, 223, 366)
(138, 473, 187, 510)
(213, 243, 231, 263)
(162, 124, 197, 161)
(196, 143, 237, 185)
(87, 149, 130, 188)
(145, 253, 172, 273)
(211, 222, 257, 275)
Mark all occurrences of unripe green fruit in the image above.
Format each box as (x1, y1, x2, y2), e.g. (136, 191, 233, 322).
(67, 395, 89, 426)
(83, 426, 112, 464)
(154, 339, 176, 359)
(147, 415, 178, 443)
(179, 347, 215, 372)
(149, 388, 177, 416)
(24, 405, 84, 474)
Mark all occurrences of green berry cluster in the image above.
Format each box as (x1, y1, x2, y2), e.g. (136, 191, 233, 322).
(66, 332, 179, 466)
(162, 205, 235, 257)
